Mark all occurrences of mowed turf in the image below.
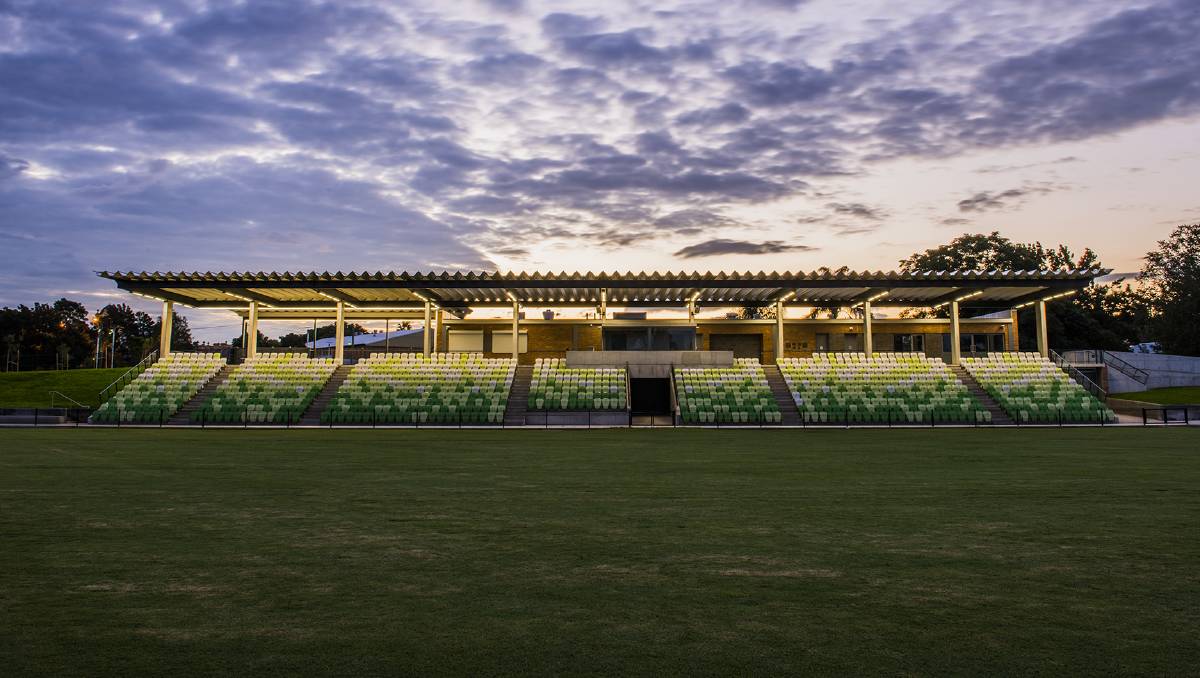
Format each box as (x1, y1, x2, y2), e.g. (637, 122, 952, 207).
(0, 368, 126, 408)
(1, 429, 1198, 676)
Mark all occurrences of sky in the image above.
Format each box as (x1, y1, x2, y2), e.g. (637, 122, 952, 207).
(2, 0, 1199, 341)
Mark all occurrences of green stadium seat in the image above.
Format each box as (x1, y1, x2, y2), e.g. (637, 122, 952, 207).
(529, 358, 627, 411)
(327, 352, 515, 425)
(196, 353, 336, 424)
(962, 352, 1117, 424)
(90, 352, 225, 424)
(674, 358, 781, 424)
(779, 352, 987, 425)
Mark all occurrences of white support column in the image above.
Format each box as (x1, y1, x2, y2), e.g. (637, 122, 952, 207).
(775, 300, 785, 364)
(246, 301, 259, 358)
(599, 288, 607, 325)
(1035, 300, 1048, 358)
(949, 300, 962, 365)
(334, 301, 345, 364)
(511, 301, 520, 363)
(862, 301, 873, 356)
(158, 300, 173, 357)
(422, 301, 431, 356)
(1008, 309, 1019, 352)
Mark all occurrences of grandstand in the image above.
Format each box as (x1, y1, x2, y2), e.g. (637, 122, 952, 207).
(90, 353, 224, 424)
(530, 359, 626, 411)
(675, 359, 781, 424)
(780, 353, 986, 424)
(193, 353, 337, 424)
(324, 353, 514, 424)
(82, 267, 1126, 427)
(963, 353, 1118, 424)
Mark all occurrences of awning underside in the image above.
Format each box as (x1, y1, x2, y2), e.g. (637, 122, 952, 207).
(101, 269, 1104, 311)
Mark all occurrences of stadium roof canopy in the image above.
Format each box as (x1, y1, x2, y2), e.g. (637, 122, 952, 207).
(99, 268, 1106, 315)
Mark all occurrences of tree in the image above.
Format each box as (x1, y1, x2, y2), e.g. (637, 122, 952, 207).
(899, 232, 1048, 272)
(95, 304, 156, 366)
(152, 311, 195, 352)
(1141, 224, 1200, 355)
(1, 298, 101, 369)
(276, 332, 310, 348)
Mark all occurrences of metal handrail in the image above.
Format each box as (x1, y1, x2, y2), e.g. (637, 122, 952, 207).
(624, 361, 632, 417)
(49, 391, 87, 408)
(98, 349, 158, 403)
(668, 362, 679, 425)
(1050, 350, 1107, 400)
(1101, 350, 1150, 384)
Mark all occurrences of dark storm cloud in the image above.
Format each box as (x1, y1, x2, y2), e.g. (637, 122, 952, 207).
(673, 239, 816, 258)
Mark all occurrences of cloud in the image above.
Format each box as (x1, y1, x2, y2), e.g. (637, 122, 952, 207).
(4, 0, 1200, 335)
(0, 154, 30, 180)
(673, 239, 815, 258)
(558, 30, 670, 69)
(540, 13, 606, 37)
(676, 103, 751, 127)
(723, 60, 835, 106)
(827, 202, 886, 220)
(956, 183, 1061, 212)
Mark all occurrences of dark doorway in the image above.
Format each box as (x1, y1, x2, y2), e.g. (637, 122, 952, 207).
(630, 378, 672, 415)
(709, 333, 763, 360)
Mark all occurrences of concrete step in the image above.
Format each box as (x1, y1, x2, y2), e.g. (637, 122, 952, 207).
(761, 365, 802, 425)
(168, 364, 235, 425)
(503, 365, 533, 425)
(950, 365, 1014, 425)
(299, 365, 353, 425)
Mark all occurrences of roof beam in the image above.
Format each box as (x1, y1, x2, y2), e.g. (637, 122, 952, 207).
(116, 284, 209, 308)
(314, 287, 362, 305)
(217, 288, 280, 306)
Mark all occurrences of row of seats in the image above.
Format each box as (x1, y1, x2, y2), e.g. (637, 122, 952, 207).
(780, 355, 988, 424)
(674, 358, 782, 424)
(963, 354, 1117, 423)
(193, 354, 337, 424)
(529, 358, 627, 411)
(324, 354, 514, 424)
(91, 353, 225, 424)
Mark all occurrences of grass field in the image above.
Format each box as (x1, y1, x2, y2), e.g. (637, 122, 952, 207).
(2, 429, 1198, 676)
(0, 368, 126, 408)
(1115, 386, 1200, 404)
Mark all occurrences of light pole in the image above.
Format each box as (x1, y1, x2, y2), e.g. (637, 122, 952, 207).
(93, 314, 102, 369)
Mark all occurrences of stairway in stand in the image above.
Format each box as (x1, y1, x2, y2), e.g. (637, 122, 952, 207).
(950, 364, 1014, 425)
(503, 365, 533, 426)
(299, 365, 353, 425)
(168, 364, 234, 425)
(762, 365, 802, 426)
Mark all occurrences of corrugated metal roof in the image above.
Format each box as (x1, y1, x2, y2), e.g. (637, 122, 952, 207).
(99, 268, 1106, 309)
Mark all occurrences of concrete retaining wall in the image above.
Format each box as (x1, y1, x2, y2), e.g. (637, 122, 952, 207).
(1106, 352, 1200, 393)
